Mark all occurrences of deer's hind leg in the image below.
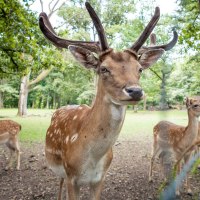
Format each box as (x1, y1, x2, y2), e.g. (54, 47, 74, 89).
(149, 140, 160, 182)
(6, 135, 20, 170)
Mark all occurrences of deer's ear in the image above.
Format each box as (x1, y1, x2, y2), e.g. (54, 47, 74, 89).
(69, 45, 99, 69)
(185, 97, 192, 108)
(138, 49, 164, 69)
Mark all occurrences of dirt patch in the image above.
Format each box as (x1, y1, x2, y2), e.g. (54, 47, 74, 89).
(0, 135, 199, 200)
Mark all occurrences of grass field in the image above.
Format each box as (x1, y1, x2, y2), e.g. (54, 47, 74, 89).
(0, 109, 187, 142)
(0, 108, 188, 142)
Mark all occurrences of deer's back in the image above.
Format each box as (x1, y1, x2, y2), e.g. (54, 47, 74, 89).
(0, 120, 21, 135)
(154, 120, 186, 149)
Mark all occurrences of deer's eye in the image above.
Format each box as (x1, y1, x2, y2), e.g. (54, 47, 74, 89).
(100, 67, 110, 74)
(193, 104, 199, 108)
(139, 68, 143, 73)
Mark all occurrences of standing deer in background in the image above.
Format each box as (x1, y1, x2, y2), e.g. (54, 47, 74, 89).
(0, 120, 21, 170)
(39, 2, 177, 199)
(149, 97, 200, 196)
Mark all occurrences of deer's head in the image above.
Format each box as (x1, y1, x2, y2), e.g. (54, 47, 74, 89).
(39, 2, 178, 105)
(186, 97, 200, 117)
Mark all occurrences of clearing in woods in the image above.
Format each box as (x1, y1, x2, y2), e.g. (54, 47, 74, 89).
(0, 109, 199, 199)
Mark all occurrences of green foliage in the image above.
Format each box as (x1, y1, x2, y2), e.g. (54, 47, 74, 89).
(0, 0, 39, 75)
(177, 0, 200, 52)
(0, 0, 67, 78)
(168, 54, 200, 103)
(58, 0, 142, 49)
(1, 0, 199, 109)
(28, 51, 95, 108)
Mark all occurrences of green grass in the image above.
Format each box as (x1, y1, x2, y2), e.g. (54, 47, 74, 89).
(0, 109, 54, 142)
(0, 108, 188, 142)
(120, 109, 187, 139)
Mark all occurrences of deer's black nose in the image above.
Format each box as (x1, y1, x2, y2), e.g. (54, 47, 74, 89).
(125, 87, 143, 101)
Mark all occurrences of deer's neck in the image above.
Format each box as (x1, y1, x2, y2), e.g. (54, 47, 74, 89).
(86, 80, 126, 158)
(184, 111, 199, 144)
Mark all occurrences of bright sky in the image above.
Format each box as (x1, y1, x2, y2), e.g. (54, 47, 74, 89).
(30, 0, 178, 26)
(155, 0, 177, 14)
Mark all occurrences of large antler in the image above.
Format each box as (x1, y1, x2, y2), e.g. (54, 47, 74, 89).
(39, 12, 101, 53)
(39, 3, 177, 54)
(85, 2, 109, 51)
(130, 7, 160, 52)
(130, 7, 178, 52)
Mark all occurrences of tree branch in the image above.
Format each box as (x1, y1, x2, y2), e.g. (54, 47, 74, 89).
(28, 69, 51, 86)
(0, 46, 24, 53)
(48, 0, 64, 19)
(149, 68, 162, 80)
(39, 0, 44, 12)
(50, 0, 60, 13)
(3, 51, 20, 71)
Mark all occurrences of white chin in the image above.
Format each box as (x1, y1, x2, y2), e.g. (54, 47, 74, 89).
(111, 99, 140, 106)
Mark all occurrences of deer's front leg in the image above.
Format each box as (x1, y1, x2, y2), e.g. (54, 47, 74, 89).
(66, 177, 80, 200)
(15, 138, 21, 170)
(175, 163, 181, 196)
(5, 149, 14, 170)
(58, 178, 64, 200)
(90, 180, 104, 200)
(184, 154, 192, 195)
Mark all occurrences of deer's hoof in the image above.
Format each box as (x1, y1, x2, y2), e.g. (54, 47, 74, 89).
(175, 191, 180, 197)
(187, 189, 192, 196)
(148, 178, 153, 183)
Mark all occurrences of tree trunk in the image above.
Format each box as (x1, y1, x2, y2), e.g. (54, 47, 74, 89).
(0, 92, 3, 108)
(0, 93, 3, 108)
(159, 73, 168, 110)
(143, 94, 147, 111)
(0, 79, 4, 108)
(17, 75, 29, 116)
(17, 69, 51, 116)
(53, 93, 56, 109)
(46, 94, 50, 109)
(133, 105, 138, 113)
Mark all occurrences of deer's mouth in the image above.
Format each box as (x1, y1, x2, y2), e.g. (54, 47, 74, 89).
(120, 98, 143, 105)
(123, 93, 144, 102)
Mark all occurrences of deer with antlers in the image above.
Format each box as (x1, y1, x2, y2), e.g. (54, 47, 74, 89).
(0, 120, 21, 170)
(149, 97, 200, 196)
(39, 2, 177, 199)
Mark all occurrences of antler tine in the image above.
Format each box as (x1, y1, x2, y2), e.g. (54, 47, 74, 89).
(153, 30, 178, 51)
(40, 12, 57, 35)
(39, 12, 101, 53)
(131, 7, 160, 52)
(150, 33, 156, 46)
(147, 30, 178, 51)
(85, 2, 109, 51)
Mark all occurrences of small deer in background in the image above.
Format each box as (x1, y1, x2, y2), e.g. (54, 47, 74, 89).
(39, 2, 177, 200)
(0, 120, 21, 170)
(149, 97, 200, 196)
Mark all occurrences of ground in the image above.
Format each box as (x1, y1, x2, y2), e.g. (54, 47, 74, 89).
(0, 135, 200, 200)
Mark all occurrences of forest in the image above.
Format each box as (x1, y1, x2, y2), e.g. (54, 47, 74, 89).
(1, 1, 200, 200)
(0, 0, 199, 116)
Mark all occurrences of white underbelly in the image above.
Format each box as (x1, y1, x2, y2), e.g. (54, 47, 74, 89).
(48, 164, 67, 178)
